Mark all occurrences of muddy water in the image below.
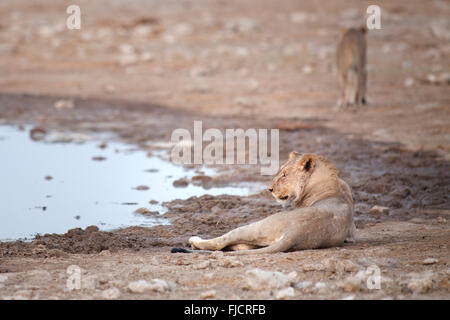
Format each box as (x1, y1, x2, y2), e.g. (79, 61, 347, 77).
(0, 126, 261, 241)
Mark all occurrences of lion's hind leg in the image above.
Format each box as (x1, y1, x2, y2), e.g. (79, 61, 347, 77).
(189, 219, 272, 251)
(229, 234, 294, 255)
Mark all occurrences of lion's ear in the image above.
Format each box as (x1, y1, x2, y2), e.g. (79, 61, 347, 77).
(289, 151, 299, 160)
(297, 154, 316, 172)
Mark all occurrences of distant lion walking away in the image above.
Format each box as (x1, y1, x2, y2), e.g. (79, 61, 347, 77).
(188, 152, 355, 255)
(336, 26, 367, 109)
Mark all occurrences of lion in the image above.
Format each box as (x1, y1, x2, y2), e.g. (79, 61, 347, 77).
(188, 152, 356, 254)
(336, 26, 367, 108)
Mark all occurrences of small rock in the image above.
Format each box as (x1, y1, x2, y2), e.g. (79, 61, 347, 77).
(134, 207, 158, 216)
(290, 12, 309, 24)
(104, 85, 116, 94)
(200, 290, 216, 299)
(128, 280, 148, 293)
(429, 18, 450, 41)
(322, 258, 360, 273)
(338, 276, 361, 293)
(85, 225, 99, 233)
(173, 178, 189, 188)
(302, 65, 313, 74)
(29, 127, 47, 141)
(295, 281, 312, 290)
(140, 51, 154, 62)
(437, 217, 447, 223)
(369, 205, 390, 216)
(0, 274, 8, 283)
(118, 53, 139, 66)
(422, 258, 438, 265)
(245, 268, 295, 290)
(425, 72, 450, 85)
(44, 175, 53, 180)
(189, 66, 214, 78)
(54, 99, 75, 110)
(134, 185, 149, 191)
(218, 257, 244, 268)
(148, 279, 170, 293)
(225, 18, 259, 34)
(275, 287, 295, 299)
(191, 175, 213, 186)
(314, 282, 330, 294)
(234, 97, 255, 108)
(98, 250, 111, 256)
(407, 272, 434, 294)
(404, 77, 415, 87)
(195, 260, 212, 270)
(99, 287, 121, 300)
(128, 279, 170, 294)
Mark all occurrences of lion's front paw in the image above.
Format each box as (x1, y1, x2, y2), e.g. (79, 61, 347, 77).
(189, 236, 203, 249)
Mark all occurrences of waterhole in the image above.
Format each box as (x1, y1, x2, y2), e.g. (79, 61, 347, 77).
(0, 125, 263, 241)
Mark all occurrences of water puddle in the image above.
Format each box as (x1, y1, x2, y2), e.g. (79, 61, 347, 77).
(0, 125, 263, 241)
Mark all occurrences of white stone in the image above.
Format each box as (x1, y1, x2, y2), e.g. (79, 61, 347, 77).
(201, 290, 216, 299)
(128, 278, 170, 294)
(422, 258, 438, 265)
(404, 77, 415, 87)
(275, 287, 295, 299)
(54, 99, 74, 110)
(100, 287, 121, 300)
(245, 269, 294, 290)
(407, 272, 434, 294)
(338, 276, 361, 292)
(295, 281, 312, 290)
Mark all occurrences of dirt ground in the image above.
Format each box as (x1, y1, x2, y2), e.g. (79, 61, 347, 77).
(0, 0, 449, 300)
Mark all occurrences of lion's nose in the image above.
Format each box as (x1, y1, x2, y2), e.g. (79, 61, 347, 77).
(268, 188, 273, 192)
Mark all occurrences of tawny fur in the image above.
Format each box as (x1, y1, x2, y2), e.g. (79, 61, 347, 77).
(189, 152, 356, 254)
(336, 27, 367, 108)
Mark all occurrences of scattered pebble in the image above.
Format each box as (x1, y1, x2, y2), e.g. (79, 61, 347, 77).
(294, 281, 312, 290)
(195, 260, 212, 270)
(338, 276, 361, 293)
(200, 290, 216, 299)
(92, 156, 107, 161)
(173, 178, 189, 188)
(54, 99, 75, 110)
(244, 268, 295, 290)
(422, 258, 438, 265)
(275, 287, 295, 299)
(128, 279, 170, 294)
(407, 272, 434, 294)
(134, 185, 149, 191)
(29, 127, 47, 141)
(404, 77, 415, 87)
(99, 287, 121, 300)
(134, 207, 158, 216)
(369, 205, 390, 216)
(314, 282, 330, 294)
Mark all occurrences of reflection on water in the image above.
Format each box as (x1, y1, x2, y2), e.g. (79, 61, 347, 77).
(0, 126, 262, 241)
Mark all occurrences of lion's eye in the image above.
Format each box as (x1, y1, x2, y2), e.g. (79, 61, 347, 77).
(282, 172, 286, 178)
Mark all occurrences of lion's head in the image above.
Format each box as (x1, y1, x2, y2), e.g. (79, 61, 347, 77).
(268, 152, 339, 206)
